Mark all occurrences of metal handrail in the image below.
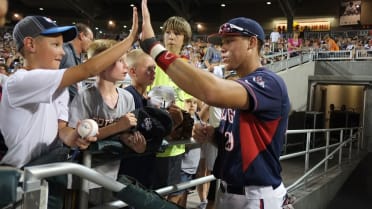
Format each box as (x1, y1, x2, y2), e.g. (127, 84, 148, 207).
(312, 50, 353, 60)
(24, 163, 125, 193)
(283, 127, 362, 192)
(20, 126, 363, 209)
(286, 138, 351, 192)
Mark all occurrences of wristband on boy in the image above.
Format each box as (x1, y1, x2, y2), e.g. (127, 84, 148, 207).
(140, 37, 179, 72)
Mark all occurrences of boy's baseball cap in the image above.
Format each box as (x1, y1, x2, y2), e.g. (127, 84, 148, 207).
(13, 16, 77, 51)
(208, 17, 265, 44)
(131, 107, 173, 142)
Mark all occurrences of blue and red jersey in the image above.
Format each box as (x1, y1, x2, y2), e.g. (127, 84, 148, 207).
(213, 67, 290, 188)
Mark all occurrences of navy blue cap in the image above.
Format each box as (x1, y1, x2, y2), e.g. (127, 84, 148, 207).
(13, 16, 77, 51)
(208, 17, 265, 44)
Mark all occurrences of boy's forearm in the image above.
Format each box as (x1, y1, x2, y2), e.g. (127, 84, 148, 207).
(58, 124, 77, 147)
(97, 122, 131, 140)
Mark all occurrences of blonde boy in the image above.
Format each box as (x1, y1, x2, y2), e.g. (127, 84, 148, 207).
(0, 11, 137, 209)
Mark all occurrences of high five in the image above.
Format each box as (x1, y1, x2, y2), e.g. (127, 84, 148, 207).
(140, 0, 291, 209)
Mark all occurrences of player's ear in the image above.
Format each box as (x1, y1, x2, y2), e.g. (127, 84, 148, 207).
(248, 36, 259, 50)
(245, 37, 253, 50)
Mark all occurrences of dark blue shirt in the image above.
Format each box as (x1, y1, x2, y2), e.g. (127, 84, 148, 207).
(124, 85, 148, 109)
(213, 67, 290, 188)
(121, 85, 154, 188)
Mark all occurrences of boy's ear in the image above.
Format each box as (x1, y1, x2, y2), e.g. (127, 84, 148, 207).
(128, 67, 136, 77)
(78, 32, 84, 41)
(24, 37, 36, 52)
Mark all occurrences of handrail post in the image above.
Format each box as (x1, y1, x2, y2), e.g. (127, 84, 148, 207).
(80, 151, 92, 209)
(349, 129, 353, 160)
(360, 127, 365, 149)
(357, 128, 361, 154)
(325, 131, 330, 172)
(304, 131, 311, 187)
(339, 130, 344, 167)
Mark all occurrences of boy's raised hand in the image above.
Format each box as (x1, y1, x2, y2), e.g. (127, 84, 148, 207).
(128, 6, 139, 42)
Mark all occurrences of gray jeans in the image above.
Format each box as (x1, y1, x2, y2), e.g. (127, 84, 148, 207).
(26, 146, 72, 209)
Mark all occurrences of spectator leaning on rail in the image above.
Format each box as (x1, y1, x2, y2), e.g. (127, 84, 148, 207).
(120, 48, 158, 190)
(139, 0, 292, 209)
(59, 22, 94, 102)
(323, 34, 340, 51)
(287, 30, 302, 57)
(67, 39, 146, 206)
(146, 15, 193, 206)
(0, 9, 138, 209)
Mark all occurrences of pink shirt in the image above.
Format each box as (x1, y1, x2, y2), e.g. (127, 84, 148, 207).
(288, 38, 302, 52)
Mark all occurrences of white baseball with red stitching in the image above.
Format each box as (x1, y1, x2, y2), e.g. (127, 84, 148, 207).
(77, 119, 99, 138)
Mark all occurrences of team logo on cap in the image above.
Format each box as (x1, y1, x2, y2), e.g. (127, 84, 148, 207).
(141, 117, 153, 131)
(42, 17, 55, 24)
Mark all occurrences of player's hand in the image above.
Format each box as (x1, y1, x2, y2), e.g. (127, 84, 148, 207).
(140, 0, 155, 40)
(192, 123, 215, 143)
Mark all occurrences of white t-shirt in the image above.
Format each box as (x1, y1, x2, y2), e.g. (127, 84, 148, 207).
(0, 68, 68, 167)
(270, 31, 281, 43)
(0, 74, 8, 86)
(200, 106, 221, 170)
(69, 84, 135, 189)
(213, 65, 224, 78)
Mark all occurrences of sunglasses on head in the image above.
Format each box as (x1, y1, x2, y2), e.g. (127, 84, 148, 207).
(218, 23, 258, 38)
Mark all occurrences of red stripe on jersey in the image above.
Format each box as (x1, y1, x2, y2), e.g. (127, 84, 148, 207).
(260, 199, 264, 209)
(239, 113, 280, 171)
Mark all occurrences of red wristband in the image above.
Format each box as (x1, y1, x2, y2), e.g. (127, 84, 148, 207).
(156, 51, 179, 72)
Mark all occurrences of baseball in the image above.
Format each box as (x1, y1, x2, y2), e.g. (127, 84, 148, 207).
(77, 119, 99, 138)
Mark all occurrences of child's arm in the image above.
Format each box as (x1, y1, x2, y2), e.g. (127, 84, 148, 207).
(58, 120, 97, 149)
(95, 112, 137, 140)
(120, 131, 147, 153)
(59, 7, 138, 90)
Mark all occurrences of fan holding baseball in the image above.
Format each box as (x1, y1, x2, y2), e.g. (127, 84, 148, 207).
(77, 119, 99, 138)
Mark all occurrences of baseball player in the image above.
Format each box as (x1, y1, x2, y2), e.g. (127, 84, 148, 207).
(139, 0, 291, 208)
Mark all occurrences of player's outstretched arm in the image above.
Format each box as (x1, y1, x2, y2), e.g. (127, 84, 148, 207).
(140, 0, 248, 109)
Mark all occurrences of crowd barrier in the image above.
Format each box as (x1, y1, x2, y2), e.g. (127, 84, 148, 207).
(264, 49, 372, 72)
(312, 50, 353, 61)
(0, 125, 364, 209)
(355, 49, 372, 60)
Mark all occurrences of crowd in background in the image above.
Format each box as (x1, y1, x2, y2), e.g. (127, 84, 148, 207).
(1, 27, 372, 78)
